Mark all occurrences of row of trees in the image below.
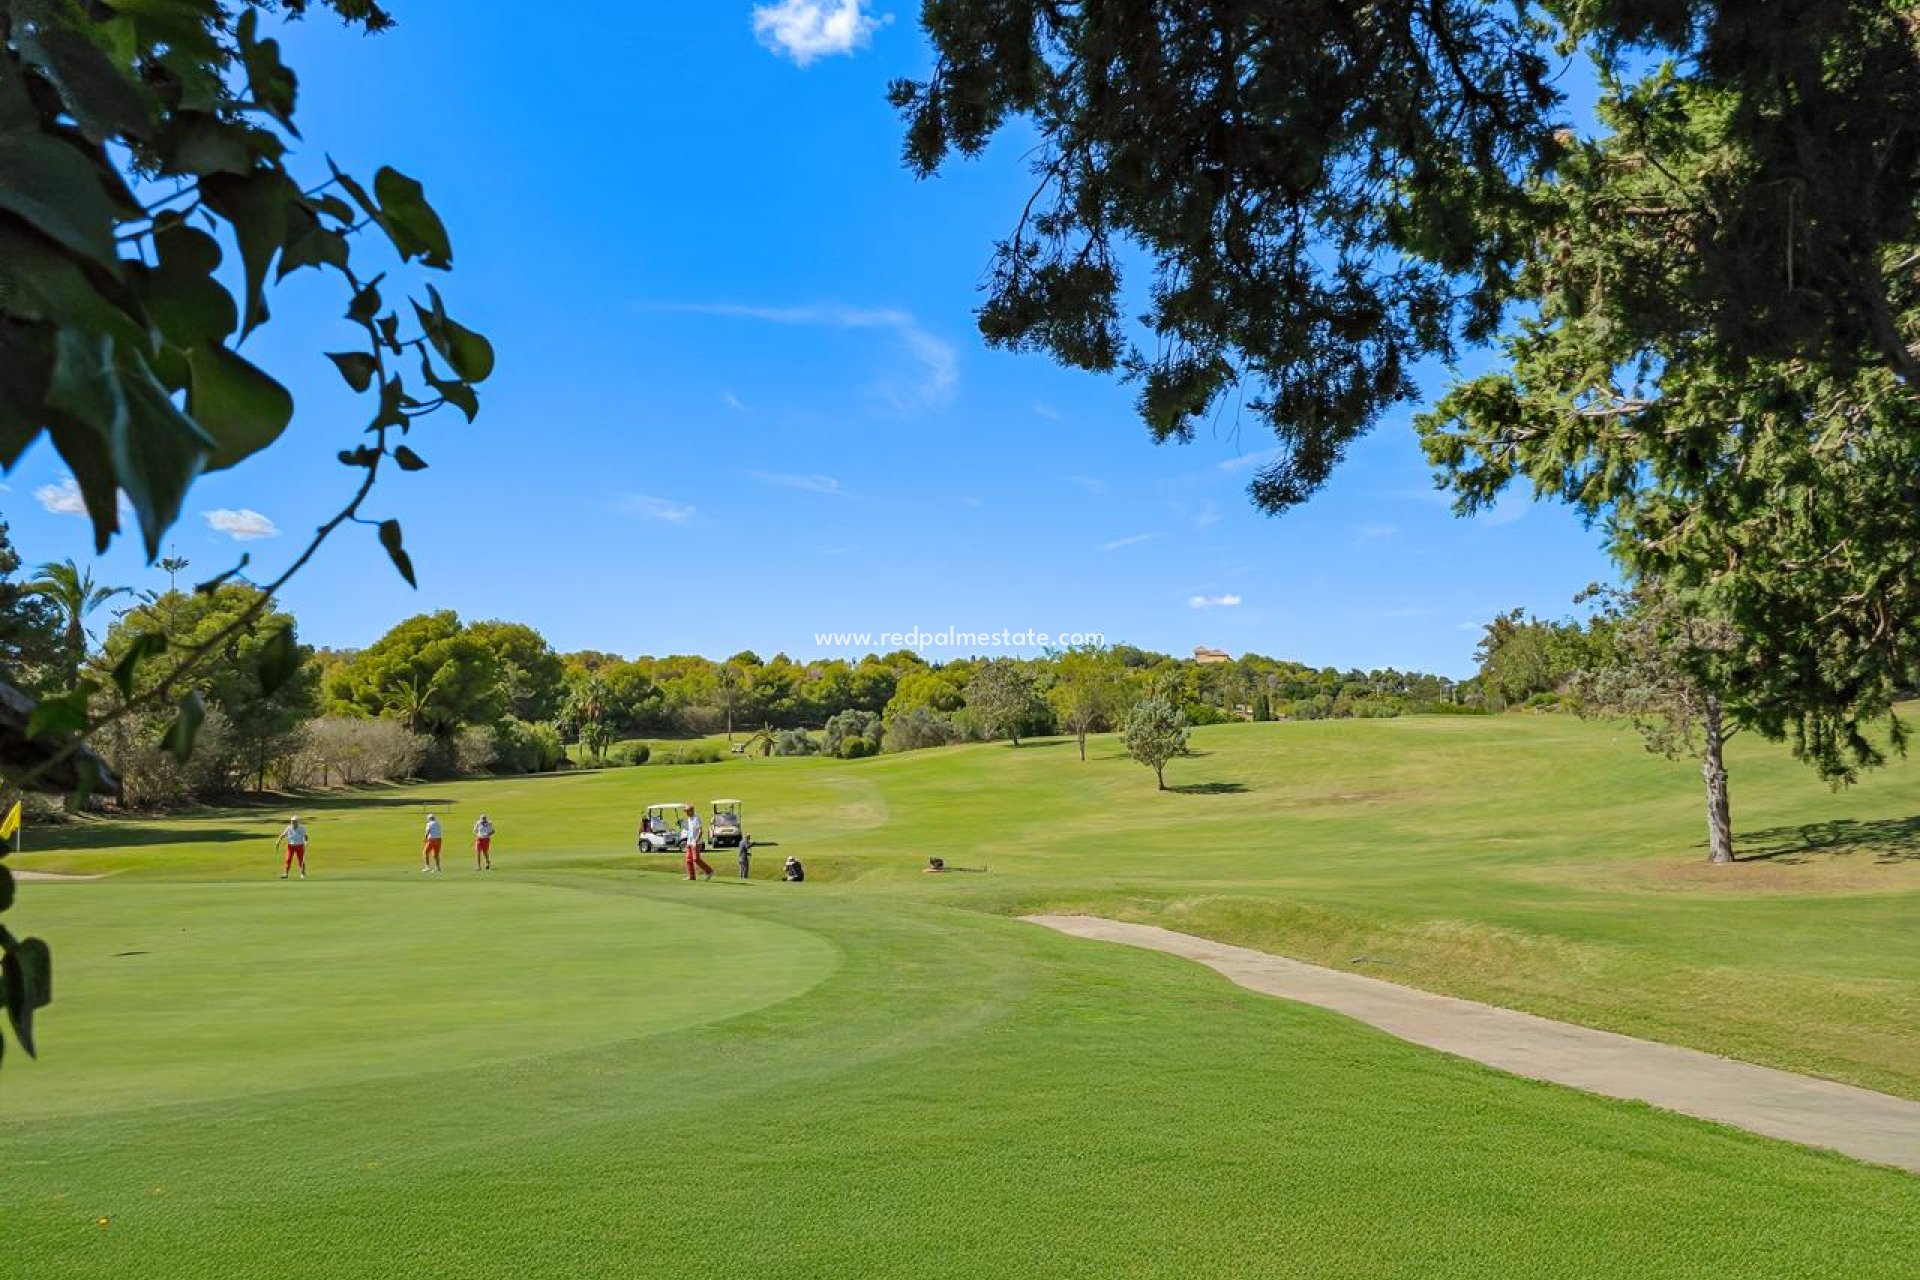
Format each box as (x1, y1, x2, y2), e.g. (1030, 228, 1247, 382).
(0, 525, 1476, 806)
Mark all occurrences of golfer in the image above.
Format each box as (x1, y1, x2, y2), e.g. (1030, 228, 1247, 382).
(421, 813, 444, 873)
(275, 815, 309, 879)
(473, 814, 495, 871)
(782, 855, 804, 883)
(737, 832, 752, 880)
(682, 805, 713, 881)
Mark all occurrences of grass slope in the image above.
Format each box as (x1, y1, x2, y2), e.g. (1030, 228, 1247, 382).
(6, 882, 1919, 1278)
(8, 713, 1920, 1276)
(21, 714, 1920, 1094)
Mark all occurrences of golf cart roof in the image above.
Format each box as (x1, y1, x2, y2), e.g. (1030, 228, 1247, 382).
(712, 798, 741, 808)
(645, 802, 685, 813)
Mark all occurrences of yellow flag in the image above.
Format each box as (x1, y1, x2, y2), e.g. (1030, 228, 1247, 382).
(0, 800, 20, 844)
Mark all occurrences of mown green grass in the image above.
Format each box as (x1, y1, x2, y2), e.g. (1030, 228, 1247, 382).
(23, 713, 1920, 1095)
(7, 713, 1920, 1276)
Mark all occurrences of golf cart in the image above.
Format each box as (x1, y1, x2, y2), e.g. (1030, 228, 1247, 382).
(637, 803, 687, 853)
(709, 799, 746, 849)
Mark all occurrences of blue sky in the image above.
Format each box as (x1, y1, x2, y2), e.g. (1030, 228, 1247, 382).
(5, 1, 1614, 676)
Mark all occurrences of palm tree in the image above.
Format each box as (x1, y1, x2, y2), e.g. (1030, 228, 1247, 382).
(27, 559, 128, 658)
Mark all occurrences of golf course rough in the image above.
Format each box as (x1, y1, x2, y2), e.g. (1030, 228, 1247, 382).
(4, 715, 1919, 1276)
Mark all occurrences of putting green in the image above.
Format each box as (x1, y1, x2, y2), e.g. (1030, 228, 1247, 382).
(6, 879, 838, 1119)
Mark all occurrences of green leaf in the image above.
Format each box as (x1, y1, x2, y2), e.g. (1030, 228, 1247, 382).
(135, 224, 235, 348)
(347, 279, 383, 324)
(200, 171, 298, 336)
(416, 287, 494, 383)
(45, 417, 122, 552)
(111, 632, 168, 698)
(327, 351, 378, 393)
(372, 168, 452, 268)
(2, 935, 53, 1058)
(166, 112, 257, 177)
(378, 519, 417, 587)
(392, 445, 428, 471)
(0, 129, 126, 271)
(257, 624, 300, 695)
(114, 348, 215, 556)
(46, 328, 126, 444)
(186, 345, 293, 471)
(0, 324, 52, 468)
(16, 21, 154, 144)
(277, 203, 347, 278)
(237, 10, 299, 134)
(159, 691, 206, 763)
(25, 686, 93, 739)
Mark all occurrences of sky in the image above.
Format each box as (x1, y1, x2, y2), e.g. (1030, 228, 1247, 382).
(3, 0, 1615, 677)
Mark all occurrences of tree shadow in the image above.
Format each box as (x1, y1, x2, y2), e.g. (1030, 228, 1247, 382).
(29, 824, 263, 850)
(1738, 816, 1920, 864)
(1167, 781, 1250, 796)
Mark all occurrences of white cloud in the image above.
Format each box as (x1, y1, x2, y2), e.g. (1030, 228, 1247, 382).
(656, 302, 956, 413)
(722, 390, 747, 412)
(956, 495, 983, 508)
(617, 494, 696, 524)
(1033, 402, 1063, 421)
(35, 477, 89, 517)
(750, 471, 843, 495)
(1353, 521, 1398, 544)
(1188, 594, 1242, 610)
(752, 0, 889, 66)
(1067, 475, 1107, 496)
(1196, 501, 1221, 529)
(204, 508, 280, 541)
(1478, 492, 1532, 527)
(1102, 532, 1162, 552)
(1218, 449, 1278, 473)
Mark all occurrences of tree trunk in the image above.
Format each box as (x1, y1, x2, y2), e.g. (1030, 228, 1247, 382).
(1077, 728, 1087, 761)
(1703, 698, 1735, 864)
(1155, 763, 1165, 790)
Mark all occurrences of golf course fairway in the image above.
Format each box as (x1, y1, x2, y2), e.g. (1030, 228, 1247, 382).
(5, 716, 1919, 1276)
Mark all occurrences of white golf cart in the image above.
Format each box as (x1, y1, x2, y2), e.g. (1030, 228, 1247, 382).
(637, 803, 688, 853)
(709, 799, 745, 849)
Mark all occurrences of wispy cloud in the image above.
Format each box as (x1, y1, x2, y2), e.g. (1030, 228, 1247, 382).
(1353, 521, 1398, 545)
(722, 390, 747, 412)
(1067, 475, 1107, 496)
(204, 509, 280, 541)
(653, 302, 956, 414)
(616, 494, 697, 524)
(1033, 401, 1063, 421)
(956, 495, 982, 508)
(1189, 594, 1243, 610)
(752, 0, 889, 66)
(750, 470, 843, 495)
(1477, 492, 1532, 527)
(35, 476, 130, 522)
(1219, 449, 1278, 473)
(1102, 532, 1162, 552)
(35, 477, 89, 517)
(1195, 501, 1221, 529)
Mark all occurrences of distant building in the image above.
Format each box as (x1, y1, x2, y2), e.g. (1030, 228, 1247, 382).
(1193, 646, 1231, 664)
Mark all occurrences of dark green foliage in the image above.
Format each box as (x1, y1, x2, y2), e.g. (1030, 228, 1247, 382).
(963, 659, 1048, 746)
(1122, 697, 1188, 790)
(893, 1, 1561, 512)
(0, 0, 487, 558)
(0, 526, 64, 693)
(327, 612, 503, 739)
(771, 729, 819, 757)
(823, 709, 882, 756)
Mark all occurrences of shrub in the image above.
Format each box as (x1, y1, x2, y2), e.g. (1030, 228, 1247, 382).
(823, 709, 882, 755)
(839, 735, 878, 759)
(607, 741, 652, 767)
(490, 718, 569, 773)
(455, 726, 496, 775)
(290, 717, 431, 787)
(1182, 702, 1231, 726)
(882, 706, 960, 753)
(772, 729, 819, 756)
(651, 743, 727, 766)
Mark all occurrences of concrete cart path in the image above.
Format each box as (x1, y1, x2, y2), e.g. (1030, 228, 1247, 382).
(1025, 914, 1920, 1175)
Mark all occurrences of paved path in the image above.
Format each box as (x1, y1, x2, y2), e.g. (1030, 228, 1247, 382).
(1026, 914, 1920, 1174)
(9, 869, 105, 881)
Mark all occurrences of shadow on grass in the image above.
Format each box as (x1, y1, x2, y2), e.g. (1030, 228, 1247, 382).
(1166, 781, 1250, 796)
(32, 824, 262, 850)
(1739, 816, 1920, 864)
